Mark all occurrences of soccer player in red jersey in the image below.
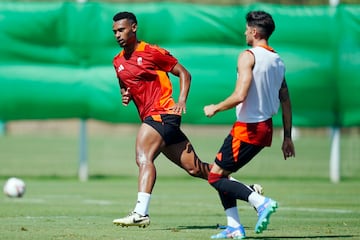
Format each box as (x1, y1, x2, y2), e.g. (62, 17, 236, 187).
(111, 11, 205, 228)
(204, 11, 295, 239)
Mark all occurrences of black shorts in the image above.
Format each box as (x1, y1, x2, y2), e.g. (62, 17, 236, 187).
(143, 114, 188, 146)
(215, 134, 264, 172)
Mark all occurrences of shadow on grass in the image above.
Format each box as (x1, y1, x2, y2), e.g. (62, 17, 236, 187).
(170, 226, 356, 239)
(169, 225, 216, 230)
(247, 236, 355, 239)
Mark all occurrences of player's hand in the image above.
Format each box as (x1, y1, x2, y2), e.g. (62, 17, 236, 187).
(121, 87, 131, 106)
(204, 104, 217, 117)
(170, 102, 186, 114)
(282, 137, 295, 160)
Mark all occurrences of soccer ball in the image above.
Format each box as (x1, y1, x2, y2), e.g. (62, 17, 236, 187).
(3, 177, 26, 198)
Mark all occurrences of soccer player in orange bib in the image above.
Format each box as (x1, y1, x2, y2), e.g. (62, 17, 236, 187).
(204, 11, 295, 239)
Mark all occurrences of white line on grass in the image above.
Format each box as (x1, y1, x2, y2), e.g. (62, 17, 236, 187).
(174, 201, 357, 214)
(280, 206, 354, 214)
(237, 205, 355, 214)
(83, 199, 113, 205)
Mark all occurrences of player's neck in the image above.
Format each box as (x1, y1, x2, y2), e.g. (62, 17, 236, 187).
(253, 40, 274, 51)
(124, 40, 140, 58)
(253, 39, 268, 48)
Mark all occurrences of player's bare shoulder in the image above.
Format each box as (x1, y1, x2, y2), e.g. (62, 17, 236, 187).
(237, 50, 255, 70)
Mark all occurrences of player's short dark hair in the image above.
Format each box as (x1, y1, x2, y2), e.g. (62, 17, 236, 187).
(113, 11, 137, 24)
(246, 11, 275, 39)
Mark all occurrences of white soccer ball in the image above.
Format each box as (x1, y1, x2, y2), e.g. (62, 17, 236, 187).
(3, 177, 26, 198)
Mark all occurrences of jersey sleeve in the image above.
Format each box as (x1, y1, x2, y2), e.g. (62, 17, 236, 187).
(147, 44, 178, 72)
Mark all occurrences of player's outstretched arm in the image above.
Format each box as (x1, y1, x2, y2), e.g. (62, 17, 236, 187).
(204, 51, 254, 118)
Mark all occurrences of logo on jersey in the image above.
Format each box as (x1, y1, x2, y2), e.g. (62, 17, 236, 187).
(117, 64, 124, 72)
(137, 57, 143, 66)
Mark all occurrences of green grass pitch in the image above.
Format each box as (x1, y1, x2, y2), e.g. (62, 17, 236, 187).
(0, 124, 359, 239)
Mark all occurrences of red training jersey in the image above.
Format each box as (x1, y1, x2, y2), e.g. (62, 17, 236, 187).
(113, 41, 179, 121)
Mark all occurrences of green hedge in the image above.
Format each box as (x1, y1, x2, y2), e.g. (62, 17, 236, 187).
(0, 2, 359, 126)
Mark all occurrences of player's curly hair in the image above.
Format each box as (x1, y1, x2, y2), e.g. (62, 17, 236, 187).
(246, 11, 275, 40)
(113, 11, 137, 24)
